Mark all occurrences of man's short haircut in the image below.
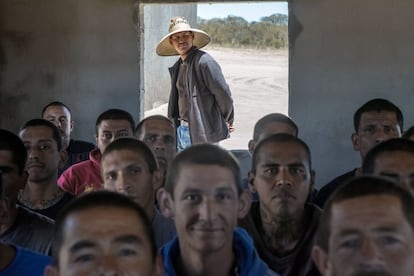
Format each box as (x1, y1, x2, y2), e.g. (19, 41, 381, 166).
(253, 113, 298, 141)
(403, 125, 414, 139)
(353, 98, 403, 132)
(95, 109, 135, 135)
(252, 133, 311, 174)
(362, 138, 414, 174)
(20, 119, 63, 151)
(165, 144, 242, 197)
(134, 115, 176, 137)
(41, 101, 72, 117)
(316, 175, 414, 252)
(51, 190, 157, 266)
(0, 129, 28, 174)
(102, 137, 158, 173)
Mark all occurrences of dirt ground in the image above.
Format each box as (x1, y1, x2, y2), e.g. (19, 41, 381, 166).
(145, 47, 289, 150)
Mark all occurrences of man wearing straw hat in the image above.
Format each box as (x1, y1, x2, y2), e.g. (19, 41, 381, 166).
(156, 16, 234, 151)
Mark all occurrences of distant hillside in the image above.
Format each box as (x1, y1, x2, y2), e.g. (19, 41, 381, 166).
(197, 14, 288, 49)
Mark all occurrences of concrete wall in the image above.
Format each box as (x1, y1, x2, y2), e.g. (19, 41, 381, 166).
(0, 0, 141, 142)
(289, 0, 414, 187)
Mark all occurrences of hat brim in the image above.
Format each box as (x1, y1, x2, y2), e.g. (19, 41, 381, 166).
(156, 28, 211, 56)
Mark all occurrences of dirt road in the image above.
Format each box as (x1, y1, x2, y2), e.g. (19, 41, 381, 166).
(145, 47, 289, 149)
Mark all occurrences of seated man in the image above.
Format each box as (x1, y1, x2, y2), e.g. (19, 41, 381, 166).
(44, 191, 161, 276)
(18, 119, 74, 220)
(0, 129, 53, 255)
(41, 101, 95, 175)
(240, 133, 321, 276)
(0, 175, 51, 276)
(362, 137, 414, 195)
(101, 137, 176, 248)
(157, 144, 278, 276)
(315, 98, 403, 207)
(135, 115, 177, 189)
(58, 109, 135, 195)
(312, 176, 414, 275)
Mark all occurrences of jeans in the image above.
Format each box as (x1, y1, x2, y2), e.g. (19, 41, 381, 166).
(177, 125, 191, 151)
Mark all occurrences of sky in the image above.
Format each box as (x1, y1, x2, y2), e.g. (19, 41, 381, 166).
(197, 2, 288, 22)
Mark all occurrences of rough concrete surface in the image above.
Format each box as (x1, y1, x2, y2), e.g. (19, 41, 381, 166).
(145, 47, 289, 150)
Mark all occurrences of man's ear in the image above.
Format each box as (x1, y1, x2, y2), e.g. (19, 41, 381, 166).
(44, 265, 59, 276)
(247, 170, 257, 194)
(58, 150, 68, 169)
(309, 169, 316, 195)
(70, 120, 74, 133)
(237, 189, 252, 219)
(0, 197, 11, 224)
(351, 133, 360, 151)
(248, 140, 255, 156)
(153, 253, 163, 276)
(152, 170, 163, 192)
(311, 246, 330, 276)
(157, 188, 174, 219)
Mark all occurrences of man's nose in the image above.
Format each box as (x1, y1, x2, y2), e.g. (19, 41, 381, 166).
(276, 167, 292, 186)
(359, 239, 384, 265)
(98, 255, 120, 276)
(198, 198, 216, 222)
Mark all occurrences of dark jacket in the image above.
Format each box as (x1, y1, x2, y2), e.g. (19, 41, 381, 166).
(168, 47, 234, 144)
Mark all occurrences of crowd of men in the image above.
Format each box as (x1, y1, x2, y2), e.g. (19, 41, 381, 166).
(0, 96, 414, 276)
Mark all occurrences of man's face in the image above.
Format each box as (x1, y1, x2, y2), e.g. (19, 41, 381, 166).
(43, 105, 73, 145)
(137, 119, 176, 174)
(372, 150, 414, 196)
(102, 149, 155, 215)
(352, 111, 401, 158)
(53, 206, 157, 276)
(325, 195, 414, 276)
(169, 31, 194, 56)
(0, 150, 26, 202)
(96, 120, 133, 154)
(19, 126, 62, 183)
(170, 164, 242, 253)
(249, 121, 297, 155)
(250, 141, 312, 219)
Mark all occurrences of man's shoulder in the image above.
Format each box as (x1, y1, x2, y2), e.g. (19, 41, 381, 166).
(17, 207, 55, 227)
(314, 169, 357, 207)
(4, 246, 51, 275)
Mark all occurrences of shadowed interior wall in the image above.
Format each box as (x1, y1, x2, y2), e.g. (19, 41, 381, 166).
(289, 0, 414, 187)
(0, 0, 141, 142)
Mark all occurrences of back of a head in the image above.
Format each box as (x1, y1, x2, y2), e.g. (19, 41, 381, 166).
(252, 133, 311, 173)
(316, 175, 414, 252)
(51, 190, 156, 265)
(362, 138, 414, 174)
(95, 109, 135, 134)
(253, 113, 298, 141)
(0, 129, 28, 174)
(20, 118, 63, 151)
(353, 98, 403, 132)
(41, 101, 71, 117)
(102, 137, 158, 173)
(165, 144, 242, 196)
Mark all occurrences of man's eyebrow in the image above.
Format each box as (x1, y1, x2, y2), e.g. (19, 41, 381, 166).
(113, 234, 144, 245)
(182, 188, 201, 194)
(215, 187, 236, 194)
(373, 226, 399, 233)
(69, 240, 97, 254)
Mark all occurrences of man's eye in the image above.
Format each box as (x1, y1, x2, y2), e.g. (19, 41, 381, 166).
(216, 193, 232, 201)
(264, 168, 277, 175)
(380, 235, 401, 246)
(74, 254, 95, 263)
(165, 137, 175, 144)
(145, 135, 157, 142)
(339, 239, 359, 250)
(184, 194, 200, 202)
(103, 134, 112, 139)
(105, 173, 116, 180)
(118, 248, 137, 257)
(289, 167, 304, 175)
(118, 132, 129, 137)
(40, 144, 50, 150)
(128, 167, 141, 174)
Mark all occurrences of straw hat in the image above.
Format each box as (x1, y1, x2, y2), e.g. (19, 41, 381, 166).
(156, 17, 211, 56)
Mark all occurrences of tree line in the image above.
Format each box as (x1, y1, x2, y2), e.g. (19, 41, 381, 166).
(197, 14, 288, 49)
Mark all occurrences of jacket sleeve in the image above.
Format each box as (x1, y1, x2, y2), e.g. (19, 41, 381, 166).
(199, 56, 234, 123)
